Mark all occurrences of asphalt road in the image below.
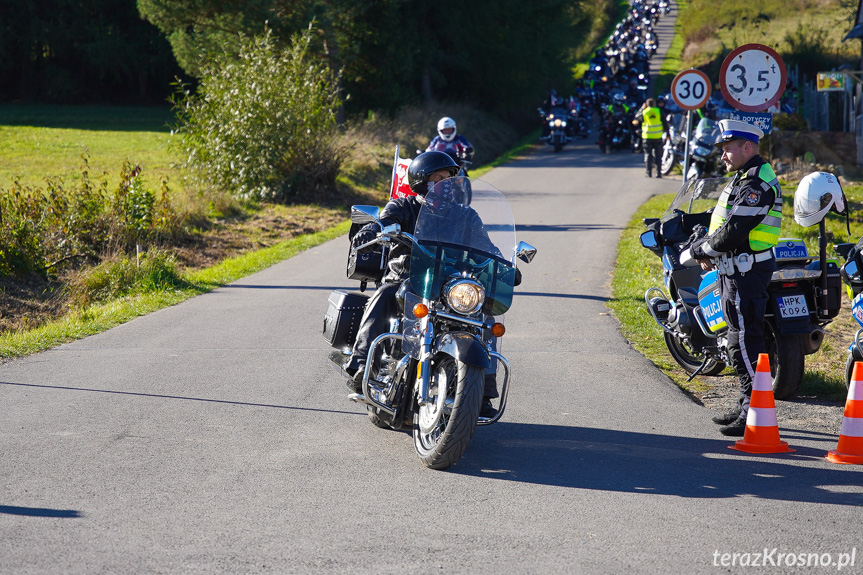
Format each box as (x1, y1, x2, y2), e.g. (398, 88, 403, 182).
(5, 4, 863, 574)
(3, 135, 863, 574)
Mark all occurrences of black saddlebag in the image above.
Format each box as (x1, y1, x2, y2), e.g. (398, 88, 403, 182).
(347, 222, 385, 283)
(323, 290, 369, 349)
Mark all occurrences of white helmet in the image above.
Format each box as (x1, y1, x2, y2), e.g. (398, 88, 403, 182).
(437, 117, 457, 142)
(794, 171, 847, 227)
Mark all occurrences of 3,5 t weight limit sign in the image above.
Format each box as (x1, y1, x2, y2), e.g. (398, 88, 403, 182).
(670, 69, 712, 110)
(719, 43, 786, 112)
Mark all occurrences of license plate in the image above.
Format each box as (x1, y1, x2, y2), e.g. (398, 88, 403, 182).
(777, 294, 809, 318)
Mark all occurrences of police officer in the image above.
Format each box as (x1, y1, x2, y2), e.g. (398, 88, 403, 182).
(688, 119, 783, 436)
(635, 98, 667, 178)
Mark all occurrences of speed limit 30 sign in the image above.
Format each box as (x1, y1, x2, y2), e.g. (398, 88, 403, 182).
(719, 43, 787, 112)
(670, 69, 712, 110)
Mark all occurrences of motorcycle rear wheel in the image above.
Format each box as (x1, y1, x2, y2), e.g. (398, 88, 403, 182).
(844, 346, 863, 390)
(663, 332, 726, 376)
(764, 322, 804, 400)
(413, 357, 483, 470)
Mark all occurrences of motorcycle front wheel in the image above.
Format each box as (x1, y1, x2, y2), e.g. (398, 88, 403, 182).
(413, 357, 483, 470)
(663, 331, 726, 376)
(660, 148, 677, 175)
(764, 322, 804, 400)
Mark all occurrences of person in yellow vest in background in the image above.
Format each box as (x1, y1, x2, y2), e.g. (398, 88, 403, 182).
(634, 98, 668, 178)
(687, 119, 783, 437)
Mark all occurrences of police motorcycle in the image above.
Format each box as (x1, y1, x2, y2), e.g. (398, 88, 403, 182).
(639, 176, 842, 399)
(539, 105, 572, 153)
(685, 117, 722, 180)
(323, 177, 537, 469)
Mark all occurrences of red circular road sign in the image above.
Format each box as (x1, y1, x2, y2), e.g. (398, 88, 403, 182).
(719, 43, 787, 112)
(670, 69, 712, 110)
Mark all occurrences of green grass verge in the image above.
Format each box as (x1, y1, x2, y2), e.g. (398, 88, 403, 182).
(0, 222, 350, 359)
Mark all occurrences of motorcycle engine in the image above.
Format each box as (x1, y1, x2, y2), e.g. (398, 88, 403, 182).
(667, 301, 691, 335)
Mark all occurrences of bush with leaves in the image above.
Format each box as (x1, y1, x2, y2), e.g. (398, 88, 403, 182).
(0, 153, 179, 278)
(172, 27, 344, 203)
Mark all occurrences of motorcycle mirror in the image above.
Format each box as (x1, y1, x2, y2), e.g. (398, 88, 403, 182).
(351, 205, 380, 225)
(640, 230, 660, 250)
(842, 260, 861, 283)
(835, 242, 855, 260)
(516, 241, 537, 264)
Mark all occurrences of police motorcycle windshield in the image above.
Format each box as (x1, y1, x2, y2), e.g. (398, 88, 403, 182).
(409, 176, 517, 314)
(661, 176, 733, 221)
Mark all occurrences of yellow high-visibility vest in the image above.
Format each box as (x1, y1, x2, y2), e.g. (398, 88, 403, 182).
(708, 163, 783, 252)
(641, 107, 663, 140)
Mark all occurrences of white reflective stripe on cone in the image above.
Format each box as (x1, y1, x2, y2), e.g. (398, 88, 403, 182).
(751, 371, 773, 392)
(746, 406, 778, 428)
(840, 416, 863, 438)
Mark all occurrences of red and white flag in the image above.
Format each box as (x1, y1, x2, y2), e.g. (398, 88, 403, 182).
(390, 147, 414, 200)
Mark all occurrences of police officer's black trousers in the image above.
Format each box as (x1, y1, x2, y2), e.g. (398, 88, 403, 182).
(719, 261, 775, 419)
(644, 138, 662, 176)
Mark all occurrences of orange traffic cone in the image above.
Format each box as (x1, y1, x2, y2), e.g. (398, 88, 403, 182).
(826, 361, 863, 465)
(729, 353, 794, 454)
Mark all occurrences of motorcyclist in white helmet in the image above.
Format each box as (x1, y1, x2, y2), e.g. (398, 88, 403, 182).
(426, 116, 475, 176)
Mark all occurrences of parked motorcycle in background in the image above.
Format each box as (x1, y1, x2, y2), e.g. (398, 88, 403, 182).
(323, 177, 537, 469)
(685, 117, 722, 180)
(639, 176, 842, 399)
(660, 112, 687, 176)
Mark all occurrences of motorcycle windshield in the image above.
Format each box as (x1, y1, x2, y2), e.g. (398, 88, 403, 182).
(693, 117, 719, 145)
(661, 176, 733, 220)
(410, 177, 517, 316)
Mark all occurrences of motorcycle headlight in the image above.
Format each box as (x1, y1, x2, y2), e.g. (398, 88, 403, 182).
(444, 279, 486, 315)
(554, 119, 563, 127)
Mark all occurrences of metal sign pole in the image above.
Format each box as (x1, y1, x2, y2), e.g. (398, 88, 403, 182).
(682, 109, 692, 180)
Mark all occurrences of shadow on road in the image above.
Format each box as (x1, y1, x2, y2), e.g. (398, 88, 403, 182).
(0, 505, 82, 518)
(454, 422, 863, 506)
(0, 381, 364, 417)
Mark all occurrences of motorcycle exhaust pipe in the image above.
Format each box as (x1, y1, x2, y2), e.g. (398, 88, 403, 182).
(803, 326, 825, 355)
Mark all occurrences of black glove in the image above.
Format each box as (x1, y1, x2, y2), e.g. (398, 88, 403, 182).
(683, 224, 707, 249)
(351, 229, 377, 252)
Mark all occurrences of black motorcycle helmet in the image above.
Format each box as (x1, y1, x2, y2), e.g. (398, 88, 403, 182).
(408, 151, 459, 195)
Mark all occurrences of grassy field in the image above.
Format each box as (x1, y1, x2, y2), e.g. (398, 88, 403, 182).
(677, 0, 857, 72)
(0, 104, 181, 191)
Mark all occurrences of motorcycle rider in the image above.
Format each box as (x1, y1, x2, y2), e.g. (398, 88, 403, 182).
(687, 119, 783, 437)
(344, 151, 511, 417)
(426, 117, 474, 174)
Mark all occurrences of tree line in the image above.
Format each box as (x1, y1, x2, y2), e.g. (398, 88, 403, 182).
(1, 0, 619, 118)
